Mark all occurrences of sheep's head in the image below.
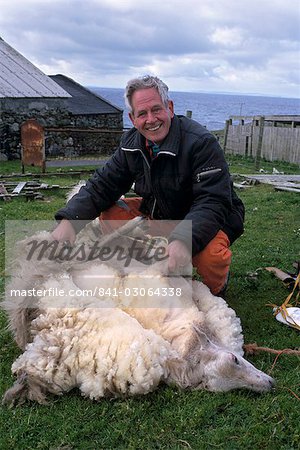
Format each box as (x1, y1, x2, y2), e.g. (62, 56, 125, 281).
(193, 349, 275, 393)
(170, 326, 275, 393)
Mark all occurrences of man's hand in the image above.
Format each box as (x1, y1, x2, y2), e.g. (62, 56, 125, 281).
(167, 240, 191, 273)
(51, 219, 76, 245)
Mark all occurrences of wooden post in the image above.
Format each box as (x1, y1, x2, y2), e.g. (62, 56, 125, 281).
(250, 118, 254, 158)
(245, 136, 249, 157)
(186, 110, 192, 118)
(255, 116, 265, 171)
(223, 119, 231, 152)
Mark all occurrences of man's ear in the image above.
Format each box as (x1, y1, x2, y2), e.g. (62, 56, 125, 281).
(168, 100, 174, 118)
(129, 112, 135, 126)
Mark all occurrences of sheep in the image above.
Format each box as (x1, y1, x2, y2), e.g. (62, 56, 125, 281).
(2, 228, 274, 405)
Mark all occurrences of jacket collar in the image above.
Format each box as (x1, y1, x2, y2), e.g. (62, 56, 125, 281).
(125, 114, 181, 156)
(158, 114, 181, 156)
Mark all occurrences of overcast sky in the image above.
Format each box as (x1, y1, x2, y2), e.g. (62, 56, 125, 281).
(1, 0, 299, 98)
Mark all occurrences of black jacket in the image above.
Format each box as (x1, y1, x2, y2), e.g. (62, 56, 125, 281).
(55, 115, 244, 255)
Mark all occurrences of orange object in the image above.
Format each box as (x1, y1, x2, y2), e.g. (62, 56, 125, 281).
(192, 230, 232, 295)
(100, 197, 143, 233)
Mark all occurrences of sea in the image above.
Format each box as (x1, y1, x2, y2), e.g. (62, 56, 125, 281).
(91, 87, 300, 131)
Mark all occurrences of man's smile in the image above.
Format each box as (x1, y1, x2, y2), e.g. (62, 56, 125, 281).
(146, 123, 162, 132)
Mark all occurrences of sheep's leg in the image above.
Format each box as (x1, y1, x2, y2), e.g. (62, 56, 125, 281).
(2, 371, 50, 406)
(3, 333, 73, 406)
(3, 354, 68, 405)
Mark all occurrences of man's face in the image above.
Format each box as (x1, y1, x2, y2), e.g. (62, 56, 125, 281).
(129, 87, 174, 144)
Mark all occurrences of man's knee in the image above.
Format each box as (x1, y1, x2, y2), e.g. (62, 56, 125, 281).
(192, 230, 232, 294)
(194, 231, 231, 264)
(203, 237, 231, 267)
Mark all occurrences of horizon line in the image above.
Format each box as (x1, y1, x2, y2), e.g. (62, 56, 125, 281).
(87, 85, 300, 101)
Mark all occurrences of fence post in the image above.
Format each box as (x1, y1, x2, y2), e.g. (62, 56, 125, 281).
(255, 116, 265, 171)
(250, 118, 255, 157)
(223, 119, 230, 152)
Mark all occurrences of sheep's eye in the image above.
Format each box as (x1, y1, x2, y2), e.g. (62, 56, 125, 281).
(234, 356, 240, 365)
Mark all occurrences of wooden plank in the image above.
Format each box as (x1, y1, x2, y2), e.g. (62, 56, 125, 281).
(265, 267, 296, 283)
(0, 169, 95, 179)
(243, 174, 300, 183)
(274, 186, 300, 194)
(273, 182, 300, 188)
(233, 182, 252, 189)
(230, 115, 300, 122)
(0, 193, 18, 198)
(12, 181, 27, 194)
(0, 192, 42, 199)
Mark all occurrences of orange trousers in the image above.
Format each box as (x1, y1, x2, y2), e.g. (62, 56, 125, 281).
(100, 197, 231, 294)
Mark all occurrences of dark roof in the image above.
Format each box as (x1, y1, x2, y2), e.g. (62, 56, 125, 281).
(49, 74, 122, 115)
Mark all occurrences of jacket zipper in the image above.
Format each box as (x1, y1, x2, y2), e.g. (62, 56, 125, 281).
(121, 147, 176, 219)
(150, 198, 157, 219)
(121, 147, 157, 218)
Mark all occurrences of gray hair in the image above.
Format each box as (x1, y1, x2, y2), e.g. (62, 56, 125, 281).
(124, 75, 170, 112)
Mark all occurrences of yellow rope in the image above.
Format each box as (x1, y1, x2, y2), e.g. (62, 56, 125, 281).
(268, 272, 300, 330)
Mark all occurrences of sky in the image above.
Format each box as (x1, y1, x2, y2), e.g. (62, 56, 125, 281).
(0, 0, 299, 98)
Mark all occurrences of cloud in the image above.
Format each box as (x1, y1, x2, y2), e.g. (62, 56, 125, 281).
(0, 0, 299, 97)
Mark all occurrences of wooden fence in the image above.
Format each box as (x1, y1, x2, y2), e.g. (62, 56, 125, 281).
(224, 115, 300, 165)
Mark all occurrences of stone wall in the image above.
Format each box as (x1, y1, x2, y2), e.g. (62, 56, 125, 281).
(46, 113, 123, 157)
(0, 98, 123, 160)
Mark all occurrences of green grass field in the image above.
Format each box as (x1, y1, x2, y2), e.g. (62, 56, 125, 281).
(0, 156, 299, 449)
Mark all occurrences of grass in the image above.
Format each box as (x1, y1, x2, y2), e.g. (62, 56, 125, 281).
(0, 157, 300, 450)
(224, 153, 300, 175)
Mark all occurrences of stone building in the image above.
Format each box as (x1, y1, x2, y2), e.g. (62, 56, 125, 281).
(47, 74, 123, 157)
(0, 37, 123, 161)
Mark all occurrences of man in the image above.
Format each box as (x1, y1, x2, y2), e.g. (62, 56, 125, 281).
(52, 75, 244, 295)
